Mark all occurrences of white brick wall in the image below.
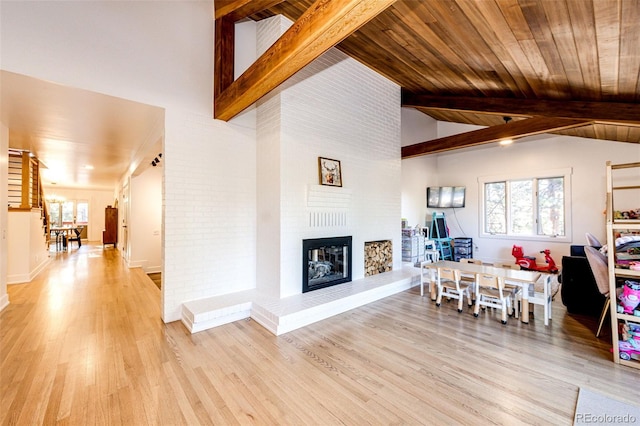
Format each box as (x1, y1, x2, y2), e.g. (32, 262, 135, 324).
(163, 109, 257, 321)
(167, 14, 401, 318)
(256, 16, 402, 299)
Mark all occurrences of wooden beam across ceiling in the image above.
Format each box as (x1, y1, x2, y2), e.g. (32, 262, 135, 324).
(402, 91, 640, 125)
(215, 0, 286, 21)
(214, 1, 287, 101)
(214, 0, 397, 121)
(401, 117, 592, 158)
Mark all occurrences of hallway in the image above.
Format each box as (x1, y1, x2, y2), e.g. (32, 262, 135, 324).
(2, 243, 640, 424)
(1, 243, 167, 424)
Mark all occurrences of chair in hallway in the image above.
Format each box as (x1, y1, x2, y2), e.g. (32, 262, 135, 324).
(68, 226, 83, 249)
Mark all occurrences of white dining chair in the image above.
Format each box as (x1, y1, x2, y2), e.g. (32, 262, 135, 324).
(527, 274, 553, 326)
(436, 267, 472, 312)
(473, 272, 513, 324)
(420, 261, 438, 300)
(459, 258, 482, 301)
(423, 228, 439, 264)
(492, 262, 522, 318)
(492, 262, 520, 270)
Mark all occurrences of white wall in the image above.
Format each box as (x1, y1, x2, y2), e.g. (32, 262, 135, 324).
(7, 210, 49, 284)
(256, 16, 402, 298)
(0, 123, 8, 310)
(163, 110, 256, 320)
(401, 119, 640, 264)
(255, 16, 287, 299)
(1, 1, 258, 322)
(129, 165, 162, 272)
(401, 108, 438, 227)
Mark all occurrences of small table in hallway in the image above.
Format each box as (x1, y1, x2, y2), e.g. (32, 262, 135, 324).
(50, 226, 80, 251)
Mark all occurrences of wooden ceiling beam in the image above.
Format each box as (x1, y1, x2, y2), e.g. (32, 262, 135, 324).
(215, 1, 287, 102)
(401, 117, 592, 158)
(214, 16, 235, 100)
(215, 0, 286, 21)
(402, 91, 640, 125)
(214, 0, 397, 121)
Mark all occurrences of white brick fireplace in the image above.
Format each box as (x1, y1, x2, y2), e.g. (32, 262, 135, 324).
(181, 15, 413, 335)
(255, 15, 403, 300)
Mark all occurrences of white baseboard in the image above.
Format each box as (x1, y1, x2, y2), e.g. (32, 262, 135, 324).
(7, 256, 52, 284)
(0, 294, 9, 312)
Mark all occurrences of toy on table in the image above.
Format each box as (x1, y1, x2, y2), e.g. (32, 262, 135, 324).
(511, 245, 559, 273)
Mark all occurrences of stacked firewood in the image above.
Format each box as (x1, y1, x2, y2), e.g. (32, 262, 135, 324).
(365, 240, 393, 276)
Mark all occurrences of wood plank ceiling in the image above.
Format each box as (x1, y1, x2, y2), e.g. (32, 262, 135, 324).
(217, 0, 640, 157)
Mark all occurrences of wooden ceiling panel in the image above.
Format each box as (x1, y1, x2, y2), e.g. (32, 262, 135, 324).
(593, 0, 621, 100)
(619, 0, 640, 102)
(247, 0, 640, 152)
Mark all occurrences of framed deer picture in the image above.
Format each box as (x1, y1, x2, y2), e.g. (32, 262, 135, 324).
(318, 157, 342, 187)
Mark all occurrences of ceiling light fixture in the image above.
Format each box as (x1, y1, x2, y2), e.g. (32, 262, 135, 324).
(499, 116, 513, 146)
(151, 152, 163, 167)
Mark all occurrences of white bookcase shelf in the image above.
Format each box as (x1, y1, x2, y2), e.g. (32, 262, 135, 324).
(606, 161, 640, 369)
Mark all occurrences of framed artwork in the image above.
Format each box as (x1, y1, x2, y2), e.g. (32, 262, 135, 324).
(318, 157, 342, 187)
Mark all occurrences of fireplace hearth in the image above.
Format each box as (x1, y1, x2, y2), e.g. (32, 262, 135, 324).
(303, 236, 352, 293)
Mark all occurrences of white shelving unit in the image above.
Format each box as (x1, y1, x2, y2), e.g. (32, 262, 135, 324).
(402, 229, 425, 266)
(605, 161, 640, 369)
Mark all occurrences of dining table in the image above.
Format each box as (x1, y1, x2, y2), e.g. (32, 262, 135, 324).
(428, 260, 543, 324)
(50, 226, 80, 251)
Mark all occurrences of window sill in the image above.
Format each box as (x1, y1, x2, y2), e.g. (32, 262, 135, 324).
(480, 233, 571, 244)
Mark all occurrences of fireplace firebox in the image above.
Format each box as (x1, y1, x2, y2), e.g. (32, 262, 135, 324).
(303, 236, 352, 293)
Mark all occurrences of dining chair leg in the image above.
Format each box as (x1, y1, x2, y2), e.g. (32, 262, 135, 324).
(543, 298, 550, 326)
(435, 287, 443, 307)
(595, 296, 610, 338)
(473, 297, 480, 317)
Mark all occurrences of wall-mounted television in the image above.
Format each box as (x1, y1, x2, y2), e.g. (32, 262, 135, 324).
(427, 186, 466, 208)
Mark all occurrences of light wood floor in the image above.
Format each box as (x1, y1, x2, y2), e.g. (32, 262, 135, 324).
(2, 243, 639, 425)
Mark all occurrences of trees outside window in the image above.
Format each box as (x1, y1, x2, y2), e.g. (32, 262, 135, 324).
(480, 169, 571, 241)
(48, 200, 89, 227)
(76, 202, 89, 225)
